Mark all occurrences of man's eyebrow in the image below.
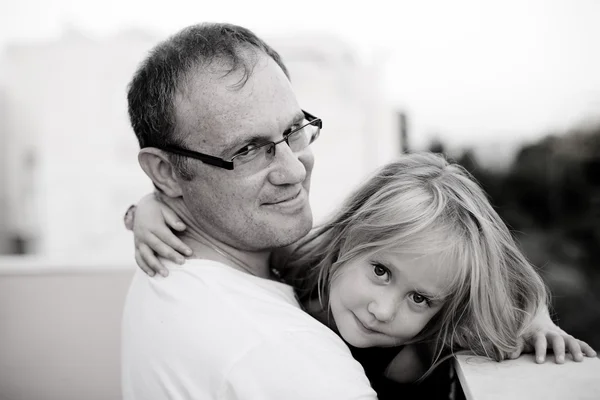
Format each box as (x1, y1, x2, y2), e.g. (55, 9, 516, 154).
(223, 111, 306, 155)
(222, 134, 272, 156)
(291, 110, 305, 124)
(281, 111, 308, 135)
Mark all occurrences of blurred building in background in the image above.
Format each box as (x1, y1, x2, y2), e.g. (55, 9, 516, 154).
(1, 29, 159, 258)
(0, 29, 399, 259)
(0, 86, 10, 254)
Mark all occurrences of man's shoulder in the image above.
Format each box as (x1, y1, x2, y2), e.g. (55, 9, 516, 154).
(129, 258, 295, 299)
(122, 261, 377, 400)
(123, 259, 315, 347)
(220, 329, 377, 399)
(167, 258, 299, 306)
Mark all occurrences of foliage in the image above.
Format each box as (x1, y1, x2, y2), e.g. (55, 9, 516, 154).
(428, 124, 600, 348)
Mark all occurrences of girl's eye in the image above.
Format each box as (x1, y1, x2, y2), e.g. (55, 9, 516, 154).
(372, 263, 390, 281)
(411, 293, 430, 306)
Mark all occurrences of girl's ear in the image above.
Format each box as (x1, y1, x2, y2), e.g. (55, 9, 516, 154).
(138, 148, 184, 198)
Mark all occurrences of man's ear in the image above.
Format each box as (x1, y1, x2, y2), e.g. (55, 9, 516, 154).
(138, 148, 184, 198)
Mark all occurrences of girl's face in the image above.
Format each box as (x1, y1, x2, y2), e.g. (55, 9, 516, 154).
(329, 251, 456, 348)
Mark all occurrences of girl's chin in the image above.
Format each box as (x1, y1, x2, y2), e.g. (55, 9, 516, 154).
(341, 331, 382, 348)
(344, 338, 373, 348)
(342, 331, 405, 348)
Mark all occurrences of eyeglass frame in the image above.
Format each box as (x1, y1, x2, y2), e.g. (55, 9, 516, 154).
(158, 110, 322, 171)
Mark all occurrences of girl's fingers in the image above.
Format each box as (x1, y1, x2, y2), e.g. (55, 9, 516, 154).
(550, 333, 566, 364)
(509, 339, 524, 359)
(124, 205, 137, 231)
(145, 233, 187, 264)
(161, 205, 187, 232)
(565, 337, 584, 362)
(579, 341, 597, 358)
(534, 333, 547, 363)
(158, 204, 192, 256)
(135, 250, 155, 277)
(139, 243, 169, 277)
(153, 229, 193, 257)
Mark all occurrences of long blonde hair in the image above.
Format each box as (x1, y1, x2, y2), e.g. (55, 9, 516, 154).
(282, 152, 548, 365)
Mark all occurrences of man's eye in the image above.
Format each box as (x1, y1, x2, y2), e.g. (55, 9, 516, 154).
(285, 122, 304, 136)
(287, 126, 305, 141)
(235, 144, 260, 157)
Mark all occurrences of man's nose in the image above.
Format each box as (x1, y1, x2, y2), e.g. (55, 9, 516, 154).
(267, 141, 310, 186)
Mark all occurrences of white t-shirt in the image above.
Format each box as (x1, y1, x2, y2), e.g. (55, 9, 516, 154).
(121, 259, 377, 400)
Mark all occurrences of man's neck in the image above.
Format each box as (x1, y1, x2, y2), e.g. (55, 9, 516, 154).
(161, 195, 273, 279)
(181, 229, 273, 279)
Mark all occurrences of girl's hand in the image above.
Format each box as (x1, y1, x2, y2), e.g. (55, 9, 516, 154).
(510, 307, 596, 363)
(127, 193, 193, 277)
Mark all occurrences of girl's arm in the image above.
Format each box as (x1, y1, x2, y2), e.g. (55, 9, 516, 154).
(384, 344, 430, 384)
(125, 193, 192, 277)
(387, 313, 597, 385)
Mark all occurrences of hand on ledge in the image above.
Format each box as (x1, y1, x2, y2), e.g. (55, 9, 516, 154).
(511, 308, 596, 364)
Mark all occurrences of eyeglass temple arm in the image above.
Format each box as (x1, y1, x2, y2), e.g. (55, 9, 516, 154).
(163, 145, 234, 170)
(302, 110, 322, 129)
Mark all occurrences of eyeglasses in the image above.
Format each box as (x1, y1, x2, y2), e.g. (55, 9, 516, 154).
(160, 110, 322, 171)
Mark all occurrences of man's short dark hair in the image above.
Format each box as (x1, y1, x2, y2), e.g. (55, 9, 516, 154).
(127, 23, 289, 179)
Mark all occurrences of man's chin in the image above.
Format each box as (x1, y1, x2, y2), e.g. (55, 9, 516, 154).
(272, 211, 313, 241)
(272, 221, 313, 247)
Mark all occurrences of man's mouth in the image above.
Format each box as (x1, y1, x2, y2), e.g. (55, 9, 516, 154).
(264, 189, 302, 205)
(262, 190, 307, 214)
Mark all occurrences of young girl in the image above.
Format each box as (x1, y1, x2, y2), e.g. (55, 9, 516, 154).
(127, 152, 595, 398)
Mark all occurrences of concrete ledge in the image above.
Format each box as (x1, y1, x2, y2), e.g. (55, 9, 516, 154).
(455, 353, 600, 400)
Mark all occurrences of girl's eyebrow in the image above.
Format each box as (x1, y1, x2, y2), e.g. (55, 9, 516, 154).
(376, 256, 447, 301)
(416, 289, 448, 304)
(414, 288, 437, 298)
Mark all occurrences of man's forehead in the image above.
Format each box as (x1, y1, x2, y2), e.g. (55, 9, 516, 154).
(174, 60, 300, 148)
(175, 53, 274, 108)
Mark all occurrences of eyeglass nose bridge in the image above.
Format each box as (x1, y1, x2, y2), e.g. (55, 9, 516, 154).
(265, 141, 277, 157)
(265, 135, 293, 159)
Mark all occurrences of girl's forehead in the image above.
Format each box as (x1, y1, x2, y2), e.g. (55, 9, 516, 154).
(373, 250, 448, 269)
(371, 250, 461, 292)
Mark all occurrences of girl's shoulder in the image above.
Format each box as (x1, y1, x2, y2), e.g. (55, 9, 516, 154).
(347, 344, 406, 379)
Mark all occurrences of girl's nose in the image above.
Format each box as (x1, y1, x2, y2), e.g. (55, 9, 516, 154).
(367, 295, 398, 323)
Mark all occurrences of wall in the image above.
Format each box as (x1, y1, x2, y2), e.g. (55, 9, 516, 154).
(0, 258, 134, 400)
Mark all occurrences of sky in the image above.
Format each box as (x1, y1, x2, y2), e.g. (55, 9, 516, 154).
(2, 0, 600, 153)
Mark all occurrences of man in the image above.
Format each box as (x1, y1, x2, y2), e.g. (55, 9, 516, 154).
(121, 23, 377, 399)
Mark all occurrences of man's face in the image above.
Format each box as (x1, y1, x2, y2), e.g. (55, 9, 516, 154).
(173, 53, 314, 251)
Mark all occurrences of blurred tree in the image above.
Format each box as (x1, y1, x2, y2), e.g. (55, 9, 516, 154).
(441, 124, 600, 349)
(427, 138, 446, 155)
